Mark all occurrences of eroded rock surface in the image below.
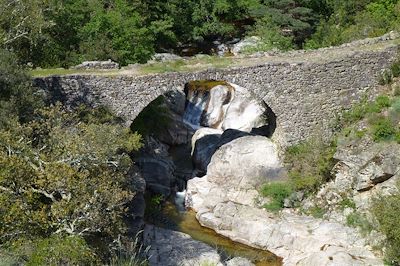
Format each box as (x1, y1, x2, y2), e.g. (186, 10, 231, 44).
(186, 135, 383, 266)
(135, 137, 175, 197)
(183, 81, 272, 134)
(144, 225, 223, 266)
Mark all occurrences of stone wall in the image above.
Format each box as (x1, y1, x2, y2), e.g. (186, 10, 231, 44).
(34, 41, 399, 147)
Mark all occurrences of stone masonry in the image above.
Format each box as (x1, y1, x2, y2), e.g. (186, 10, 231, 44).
(34, 37, 399, 147)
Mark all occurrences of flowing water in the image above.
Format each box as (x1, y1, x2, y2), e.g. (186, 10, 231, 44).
(146, 201, 282, 266)
(145, 82, 281, 265)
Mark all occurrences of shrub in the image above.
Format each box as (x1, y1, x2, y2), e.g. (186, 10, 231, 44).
(395, 132, 400, 144)
(375, 95, 391, 109)
(346, 212, 373, 235)
(261, 183, 292, 212)
(391, 59, 400, 78)
(370, 115, 397, 141)
(393, 85, 400, 96)
(373, 191, 400, 264)
(109, 235, 149, 266)
(379, 70, 393, 85)
(392, 97, 400, 113)
(338, 197, 356, 210)
(285, 138, 337, 194)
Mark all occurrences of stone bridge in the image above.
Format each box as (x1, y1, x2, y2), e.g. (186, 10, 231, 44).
(34, 37, 399, 147)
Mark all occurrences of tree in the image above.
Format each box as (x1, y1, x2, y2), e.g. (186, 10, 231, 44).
(0, 49, 43, 125)
(252, 0, 316, 47)
(0, 0, 57, 65)
(79, 0, 155, 65)
(0, 104, 142, 261)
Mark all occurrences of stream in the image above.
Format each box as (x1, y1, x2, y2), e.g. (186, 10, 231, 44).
(140, 82, 282, 265)
(145, 144, 281, 266)
(148, 201, 281, 266)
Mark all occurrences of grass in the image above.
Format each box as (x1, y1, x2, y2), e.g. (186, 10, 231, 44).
(338, 90, 400, 143)
(30, 68, 120, 77)
(261, 182, 292, 212)
(260, 137, 337, 212)
(138, 56, 233, 74)
(379, 58, 400, 85)
(307, 206, 326, 219)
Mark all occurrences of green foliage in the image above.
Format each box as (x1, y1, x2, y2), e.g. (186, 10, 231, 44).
(339, 92, 400, 144)
(284, 138, 337, 194)
(79, 0, 155, 65)
(369, 115, 397, 141)
(394, 85, 400, 96)
(376, 95, 392, 108)
(307, 206, 326, 219)
(250, 0, 316, 48)
(246, 24, 294, 52)
(0, 49, 43, 125)
(373, 191, 400, 264)
(346, 212, 374, 234)
(26, 235, 97, 265)
(261, 183, 293, 212)
(391, 59, 400, 78)
(109, 235, 149, 266)
(338, 197, 357, 210)
(379, 69, 394, 85)
(130, 96, 171, 137)
(340, 94, 394, 127)
(0, 104, 142, 261)
(306, 0, 400, 49)
(2, 0, 400, 66)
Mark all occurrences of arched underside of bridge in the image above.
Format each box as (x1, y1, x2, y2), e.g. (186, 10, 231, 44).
(34, 42, 397, 147)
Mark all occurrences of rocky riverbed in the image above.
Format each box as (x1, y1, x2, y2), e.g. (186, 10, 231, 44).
(131, 79, 397, 266)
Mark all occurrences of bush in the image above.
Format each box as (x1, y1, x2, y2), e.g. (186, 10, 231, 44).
(391, 59, 400, 78)
(379, 70, 393, 85)
(338, 197, 356, 210)
(261, 183, 292, 212)
(375, 95, 391, 109)
(370, 115, 397, 141)
(393, 85, 400, 96)
(373, 191, 400, 264)
(346, 213, 373, 234)
(284, 138, 337, 194)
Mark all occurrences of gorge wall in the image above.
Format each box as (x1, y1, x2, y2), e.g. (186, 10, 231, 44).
(34, 38, 399, 147)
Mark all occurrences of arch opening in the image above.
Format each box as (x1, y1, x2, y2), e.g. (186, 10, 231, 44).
(130, 79, 277, 195)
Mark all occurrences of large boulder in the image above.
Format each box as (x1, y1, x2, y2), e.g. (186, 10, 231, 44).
(187, 135, 285, 211)
(183, 81, 273, 134)
(231, 36, 262, 56)
(207, 136, 285, 189)
(191, 128, 223, 173)
(191, 128, 251, 173)
(135, 138, 175, 197)
(333, 141, 400, 192)
(157, 111, 194, 146)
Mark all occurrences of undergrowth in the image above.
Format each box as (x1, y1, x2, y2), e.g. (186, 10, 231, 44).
(372, 185, 400, 265)
(261, 138, 337, 212)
